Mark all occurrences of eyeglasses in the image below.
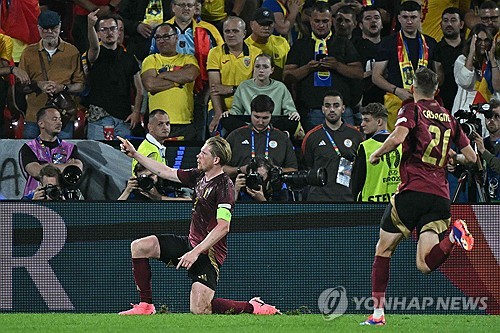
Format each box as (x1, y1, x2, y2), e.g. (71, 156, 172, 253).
(175, 3, 195, 8)
(481, 16, 499, 23)
(41, 25, 60, 33)
(154, 33, 177, 41)
(99, 26, 118, 33)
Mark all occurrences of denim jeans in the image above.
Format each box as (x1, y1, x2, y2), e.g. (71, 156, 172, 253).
(87, 116, 131, 140)
(23, 121, 74, 139)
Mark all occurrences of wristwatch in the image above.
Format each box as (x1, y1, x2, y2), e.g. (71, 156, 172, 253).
(236, 167, 242, 174)
(63, 84, 69, 93)
(232, 86, 237, 94)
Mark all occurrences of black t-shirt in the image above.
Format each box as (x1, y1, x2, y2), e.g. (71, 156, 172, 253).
(87, 46, 140, 120)
(433, 39, 464, 111)
(351, 36, 385, 105)
(286, 35, 361, 109)
(375, 33, 437, 88)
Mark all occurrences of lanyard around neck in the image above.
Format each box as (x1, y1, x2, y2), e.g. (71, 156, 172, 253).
(322, 125, 341, 157)
(251, 127, 271, 159)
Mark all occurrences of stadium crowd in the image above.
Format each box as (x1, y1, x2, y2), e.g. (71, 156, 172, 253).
(0, 0, 499, 202)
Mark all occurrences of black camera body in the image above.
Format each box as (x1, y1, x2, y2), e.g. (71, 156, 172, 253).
(455, 103, 493, 137)
(245, 157, 264, 191)
(137, 174, 155, 191)
(42, 184, 62, 200)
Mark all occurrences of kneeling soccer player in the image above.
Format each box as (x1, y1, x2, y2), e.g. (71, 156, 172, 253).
(118, 136, 280, 315)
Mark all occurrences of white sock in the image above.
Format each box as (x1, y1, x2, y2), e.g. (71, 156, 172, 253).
(373, 307, 384, 319)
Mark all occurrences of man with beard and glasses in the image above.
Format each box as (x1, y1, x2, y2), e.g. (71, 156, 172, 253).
(301, 90, 364, 201)
(433, 8, 465, 111)
(19, 106, 83, 197)
(19, 10, 85, 139)
(85, 9, 143, 140)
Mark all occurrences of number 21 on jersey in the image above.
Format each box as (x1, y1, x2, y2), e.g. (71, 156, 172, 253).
(422, 125, 451, 167)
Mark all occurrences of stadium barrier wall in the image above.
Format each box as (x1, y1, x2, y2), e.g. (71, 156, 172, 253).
(0, 202, 498, 314)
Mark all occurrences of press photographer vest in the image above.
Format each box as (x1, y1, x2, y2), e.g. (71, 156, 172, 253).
(22, 138, 75, 195)
(359, 138, 402, 202)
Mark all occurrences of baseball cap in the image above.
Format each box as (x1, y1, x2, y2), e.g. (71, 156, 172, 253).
(253, 8, 275, 24)
(38, 10, 61, 29)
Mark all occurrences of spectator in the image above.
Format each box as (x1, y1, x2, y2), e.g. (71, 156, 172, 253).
(351, 6, 385, 106)
(301, 90, 364, 202)
(284, 2, 363, 131)
(465, 0, 500, 32)
(473, 98, 500, 202)
(132, 109, 171, 171)
(23, 164, 84, 200)
(86, 11, 142, 140)
(224, 94, 298, 179)
(261, 0, 302, 41)
(19, 106, 83, 197)
(141, 23, 200, 140)
(19, 10, 85, 139)
(371, 1, 437, 131)
(420, 0, 469, 41)
(161, 0, 223, 139)
(452, 24, 500, 136)
(334, 5, 357, 40)
(206, 16, 261, 135)
(72, 0, 118, 54)
(433, 7, 465, 111)
(119, 0, 173, 61)
(222, 53, 299, 136)
(246, 8, 290, 81)
(351, 102, 401, 202)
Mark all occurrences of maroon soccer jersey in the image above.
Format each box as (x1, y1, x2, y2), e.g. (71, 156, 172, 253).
(395, 99, 470, 199)
(176, 168, 235, 264)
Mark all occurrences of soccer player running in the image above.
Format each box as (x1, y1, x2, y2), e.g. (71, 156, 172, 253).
(361, 67, 477, 325)
(117, 136, 279, 315)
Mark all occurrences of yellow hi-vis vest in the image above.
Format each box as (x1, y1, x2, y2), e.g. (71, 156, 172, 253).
(359, 138, 402, 202)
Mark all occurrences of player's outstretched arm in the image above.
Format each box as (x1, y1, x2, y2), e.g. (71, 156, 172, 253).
(118, 136, 180, 183)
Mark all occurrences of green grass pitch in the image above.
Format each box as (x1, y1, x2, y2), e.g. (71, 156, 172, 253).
(0, 314, 498, 333)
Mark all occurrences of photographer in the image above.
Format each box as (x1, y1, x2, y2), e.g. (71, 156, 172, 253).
(474, 99, 500, 201)
(19, 106, 84, 197)
(118, 163, 190, 201)
(234, 156, 289, 202)
(23, 164, 84, 200)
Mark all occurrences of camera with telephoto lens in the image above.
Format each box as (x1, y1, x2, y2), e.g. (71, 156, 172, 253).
(42, 184, 62, 200)
(245, 158, 264, 191)
(269, 167, 328, 190)
(137, 174, 155, 191)
(61, 165, 83, 200)
(455, 103, 493, 138)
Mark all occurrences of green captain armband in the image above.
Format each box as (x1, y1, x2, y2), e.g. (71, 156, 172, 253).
(217, 205, 232, 222)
